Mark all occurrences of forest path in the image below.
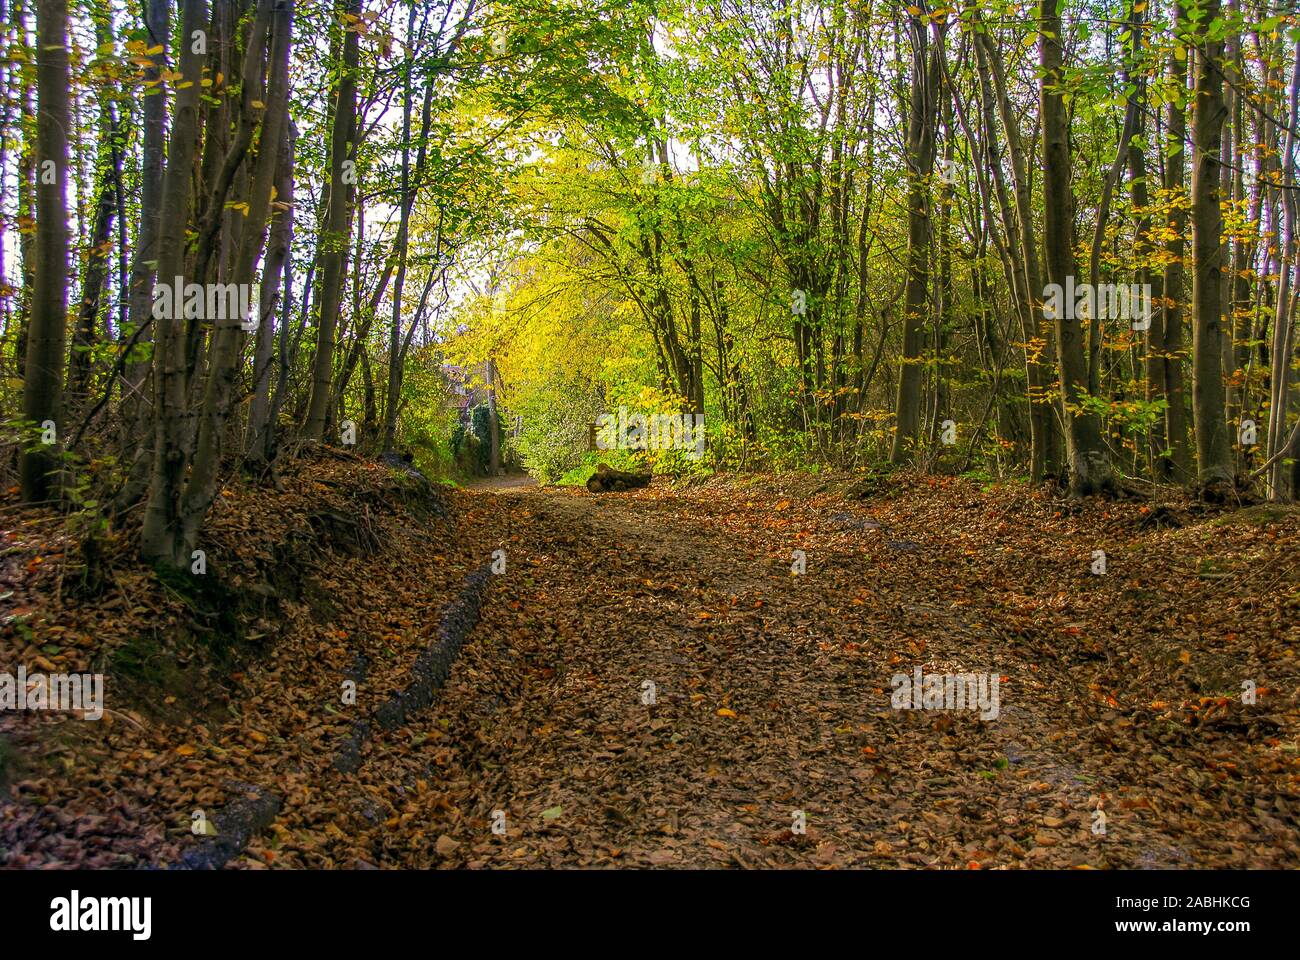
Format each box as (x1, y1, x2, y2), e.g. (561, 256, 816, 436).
(347, 476, 1294, 868)
(6, 464, 1293, 869)
(463, 472, 538, 493)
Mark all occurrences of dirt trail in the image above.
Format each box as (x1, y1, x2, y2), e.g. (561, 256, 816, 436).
(5, 469, 1295, 869)
(345, 477, 1298, 868)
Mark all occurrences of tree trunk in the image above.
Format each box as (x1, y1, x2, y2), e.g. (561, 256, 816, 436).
(140, 0, 212, 565)
(68, 11, 119, 405)
(121, 0, 170, 441)
(487, 356, 501, 474)
(14, 0, 36, 383)
(1162, 0, 1192, 482)
(246, 115, 294, 467)
(890, 8, 940, 463)
(974, 20, 1057, 481)
(265, 121, 301, 465)
(304, 0, 360, 441)
(1266, 38, 1300, 499)
(384, 3, 417, 453)
(183, 0, 288, 548)
(20, 0, 71, 504)
(1040, 0, 1111, 494)
(1120, 4, 1165, 481)
(0, 0, 11, 349)
(1189, 0, 1234, 490)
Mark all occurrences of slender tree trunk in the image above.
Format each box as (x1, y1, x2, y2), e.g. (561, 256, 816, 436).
(1266, 38, 1300, 499)
(1087, 12, 1143, 397)
(487, 356, 500, 474)
(183, 0, 288, 547)
(14, 0, 36, 382)
(246, 116, 294, 467)
(384, 3, 417, 452)
(1226, 12, 1251, 445)
(304, 0, 360, 440)
(890, 8, 939, 463)
(978, 22, 1058, 481)
(1162, 1, 1192, 482)
(1120, 5, 1165, 480)
(0, 0, 11, 347)
(121, 0, 170, 441)
(1040, 0, 1111, 494)
(1190, 0, 1233, 490)
(140, 0, 211, 565)
(265, 122, 300, 465)
(20, 0, 71, 504)
(68, 11, 120, 405)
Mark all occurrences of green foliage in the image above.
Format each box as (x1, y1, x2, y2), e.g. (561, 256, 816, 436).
(511, 377, 603, 484)
(1078, 394, 1169, 438)
(395, 349, 458, 479)
(554, 450, 636, 487)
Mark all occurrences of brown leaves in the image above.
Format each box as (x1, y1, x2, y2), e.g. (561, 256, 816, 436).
(4, 463, 1299, 870)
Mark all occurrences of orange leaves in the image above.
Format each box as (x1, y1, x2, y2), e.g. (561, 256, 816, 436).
(1087, 683, 1119, 709)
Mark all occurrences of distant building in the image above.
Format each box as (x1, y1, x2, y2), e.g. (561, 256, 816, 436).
(441, 362, 489, 426)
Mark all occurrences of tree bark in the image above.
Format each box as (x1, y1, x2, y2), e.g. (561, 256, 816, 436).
(974, 20, 1058, 481)
(890, 7, 940, 463)
(140, 0, 212, 564)
(67, 11, 121, 404)
(384, 2, 418, 452)
(121, 0, 170, 441)
(183, 0, 289, 547)
(1189, 0, 1234, 490)
(1162, 0, 1192, 482)
(1266, 37, 1300, 499)
(246, 115, 294, 467)
(304, 0, 360, 441)
(20, 0, 71, 504)
(1040, 0, 1111, 494)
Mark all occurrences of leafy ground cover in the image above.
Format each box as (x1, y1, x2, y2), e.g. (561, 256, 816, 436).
(2, 462, 1297, 868)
